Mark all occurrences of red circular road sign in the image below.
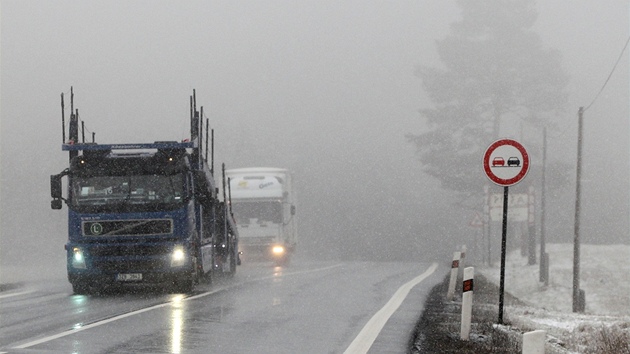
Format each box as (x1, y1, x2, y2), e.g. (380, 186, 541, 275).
(483, 139, 530, 186)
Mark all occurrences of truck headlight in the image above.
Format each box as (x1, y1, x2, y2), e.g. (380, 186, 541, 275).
(272, 245, 285, 256)
(72, 247, 86, 269)
(171, 246, 186, 267)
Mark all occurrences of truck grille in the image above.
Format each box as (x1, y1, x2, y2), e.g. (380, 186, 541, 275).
(82, 219, 173, 236)
(88, 244, 171, 257)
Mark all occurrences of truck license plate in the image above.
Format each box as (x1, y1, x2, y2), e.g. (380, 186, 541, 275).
(116, 273, 142, 281)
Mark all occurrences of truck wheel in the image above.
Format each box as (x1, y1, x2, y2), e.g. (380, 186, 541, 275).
(203, 268, 214, 284)
(275, 254, 290, 267)
(173, 274, 194, 293)
(72, 282, 90, 295)
(228, 252, 237, 277)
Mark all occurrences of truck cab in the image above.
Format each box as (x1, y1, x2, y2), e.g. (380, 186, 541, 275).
(226, 168, 297, 265)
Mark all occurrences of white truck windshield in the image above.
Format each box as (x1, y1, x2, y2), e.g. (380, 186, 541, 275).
(232, 201, 282, 224)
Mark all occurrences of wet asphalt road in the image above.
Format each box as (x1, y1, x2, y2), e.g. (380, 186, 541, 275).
(0, 260, 443, 353)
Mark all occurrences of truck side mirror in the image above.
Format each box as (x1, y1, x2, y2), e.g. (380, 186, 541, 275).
(51, 199, 63, 210)
(51, 174, 62, 199)
(291, 205, 296, 216)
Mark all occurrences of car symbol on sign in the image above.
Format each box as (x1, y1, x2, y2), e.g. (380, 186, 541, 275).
(507, 157, 520, 167)
(492, 157, 505, 167)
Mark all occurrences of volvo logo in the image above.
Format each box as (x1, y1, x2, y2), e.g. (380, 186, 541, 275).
(90, 223, 103, 235)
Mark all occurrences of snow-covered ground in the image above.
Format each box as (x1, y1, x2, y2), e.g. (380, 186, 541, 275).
(479, 243, 630, 353)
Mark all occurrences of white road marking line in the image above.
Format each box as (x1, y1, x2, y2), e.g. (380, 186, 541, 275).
(0, 290, 34, 300)
(12, 264, 342, 349)
(252, 263, 344, 281)
(343, 262, 439, 354)
(12, 286, 224, 349)
(282, 264, 343, 276)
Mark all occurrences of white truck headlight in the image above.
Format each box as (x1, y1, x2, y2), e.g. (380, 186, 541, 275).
(272, 245, 285, 256)
(72, 247, 86, 269)
(171, 246, 186, 267)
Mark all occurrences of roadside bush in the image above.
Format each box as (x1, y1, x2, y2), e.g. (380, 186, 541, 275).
(571, 324, 630, 354)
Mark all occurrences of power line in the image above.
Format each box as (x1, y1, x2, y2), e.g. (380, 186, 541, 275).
(584, 35, 630, 112)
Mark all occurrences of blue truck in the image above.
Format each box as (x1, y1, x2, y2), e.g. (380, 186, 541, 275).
(50, 89, 239, 294)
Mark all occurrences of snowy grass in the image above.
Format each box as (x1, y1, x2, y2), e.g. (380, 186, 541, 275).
(478, 243, 630, 353)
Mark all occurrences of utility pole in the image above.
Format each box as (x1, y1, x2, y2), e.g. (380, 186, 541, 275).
(527, 185, 536, 265)
(539, 127, 549, 284)
(573, 107, 585, 312)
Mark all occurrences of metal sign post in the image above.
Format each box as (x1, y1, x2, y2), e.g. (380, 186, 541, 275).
(498, 185, 509, 324)
(483, 139, 530, 325)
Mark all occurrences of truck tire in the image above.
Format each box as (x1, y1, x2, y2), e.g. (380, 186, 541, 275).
(203, 267, 214, 284)
(275, 253, 290, 267)
(227, 251, 237, 277)
(172, 273, 194, 293)
(72, 282, 90, 295)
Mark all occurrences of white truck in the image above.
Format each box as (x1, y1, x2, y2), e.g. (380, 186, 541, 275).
(226, 168, 297, 264)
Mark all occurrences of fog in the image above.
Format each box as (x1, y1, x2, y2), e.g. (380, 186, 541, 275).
(1, 1, 628, 275)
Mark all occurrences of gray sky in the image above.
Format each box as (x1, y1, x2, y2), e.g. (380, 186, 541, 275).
(1, 1, 628, 269)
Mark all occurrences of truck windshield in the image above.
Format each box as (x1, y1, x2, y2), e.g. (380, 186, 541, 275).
(232, 201, 282, 224)
(70, 173, 186, 212)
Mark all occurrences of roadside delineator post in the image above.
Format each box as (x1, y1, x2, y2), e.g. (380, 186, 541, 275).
(457, 245, 467, 294)
(522, 330, 546, 354)
(460, 267, 474, 340)
(446, 251, 461, 301)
